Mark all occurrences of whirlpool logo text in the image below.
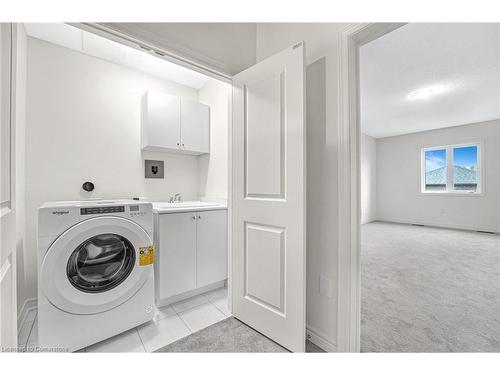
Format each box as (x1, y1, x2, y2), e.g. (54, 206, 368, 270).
(52, 210, 70, 215)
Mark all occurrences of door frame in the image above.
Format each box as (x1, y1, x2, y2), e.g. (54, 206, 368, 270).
(1, 22, 19, 349)
(336, 22, 405, 352)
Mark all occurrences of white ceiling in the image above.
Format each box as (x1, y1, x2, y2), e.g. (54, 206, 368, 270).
(24, 23, 212, 90)
(360, 23, 500, 138)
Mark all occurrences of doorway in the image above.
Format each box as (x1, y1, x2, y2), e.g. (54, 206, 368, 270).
(340, 23, 500, 352)
(19, 22, 234, 353)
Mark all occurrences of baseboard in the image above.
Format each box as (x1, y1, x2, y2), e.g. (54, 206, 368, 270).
(376, 218, 499, 234)
(306, 325, 337, 352)
(361, 217, 377, 225)
(156, 280, 226, 307)
(17, 297, 37, 333)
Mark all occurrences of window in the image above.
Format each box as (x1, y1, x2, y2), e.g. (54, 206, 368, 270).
(421, 143, 481, 194)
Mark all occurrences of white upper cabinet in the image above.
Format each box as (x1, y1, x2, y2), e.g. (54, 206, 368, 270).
(141, 90, 180, 152)
(181, 99, 210, 154)
(141, 90, 210, 155)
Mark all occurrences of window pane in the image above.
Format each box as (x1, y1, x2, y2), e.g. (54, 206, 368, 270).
(453, 146, 478, 191)
(424, 149, 447, 191)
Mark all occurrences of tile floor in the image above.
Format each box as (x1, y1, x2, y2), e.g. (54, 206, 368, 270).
(18, 286, 231, 353)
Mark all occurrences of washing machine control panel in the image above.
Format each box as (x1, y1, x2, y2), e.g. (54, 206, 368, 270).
(80, 206, 125, 215)
(129, 205, 148, 217)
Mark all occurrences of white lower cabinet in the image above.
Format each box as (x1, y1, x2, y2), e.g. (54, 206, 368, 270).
(196, 210, 228, 286)
(154, 209, 227, 305)
(155, 212, 197, 300)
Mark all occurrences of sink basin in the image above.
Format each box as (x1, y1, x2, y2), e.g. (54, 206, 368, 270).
(153, 201, 220, 209)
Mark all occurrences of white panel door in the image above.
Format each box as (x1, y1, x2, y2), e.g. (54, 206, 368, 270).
(141, 90, 180, 151)
(232, 42, 306, 352)
(180, 99, 210, 154)
(196, 210, 227, 287)
(156, 213, 197, 301)
(1, 23, 17, 350)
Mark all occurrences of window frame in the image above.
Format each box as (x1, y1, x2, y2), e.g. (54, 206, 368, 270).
(420, 142, 483, 196)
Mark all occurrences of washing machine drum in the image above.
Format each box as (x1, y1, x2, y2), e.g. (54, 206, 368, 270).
(66, 233, 136, 293)
(40, 216, 152, 315)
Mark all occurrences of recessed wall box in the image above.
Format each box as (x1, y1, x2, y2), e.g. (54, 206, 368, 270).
(145, 160, 164, 178)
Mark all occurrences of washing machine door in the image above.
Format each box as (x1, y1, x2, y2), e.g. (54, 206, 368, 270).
(40, 216, 153, 315)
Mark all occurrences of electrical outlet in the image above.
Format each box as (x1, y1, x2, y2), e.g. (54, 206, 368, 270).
(319, 275, 332, 298)
(145, 160, 164, 179)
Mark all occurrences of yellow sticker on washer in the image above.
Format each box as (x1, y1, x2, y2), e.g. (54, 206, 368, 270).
(139, 246, 155, 266)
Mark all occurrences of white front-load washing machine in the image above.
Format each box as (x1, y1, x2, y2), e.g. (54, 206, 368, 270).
(37, 200, 155, 352)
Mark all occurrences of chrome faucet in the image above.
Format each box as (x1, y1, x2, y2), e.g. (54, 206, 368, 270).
(168, 193, 182, 203)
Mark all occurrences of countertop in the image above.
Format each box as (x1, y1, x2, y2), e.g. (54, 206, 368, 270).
(152, 201, 227, 214)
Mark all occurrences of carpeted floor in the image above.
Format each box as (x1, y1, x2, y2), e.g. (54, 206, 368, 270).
(155, 317, 325, 353)
(156, 318, 287, 352)
(361, 222, 500, 352)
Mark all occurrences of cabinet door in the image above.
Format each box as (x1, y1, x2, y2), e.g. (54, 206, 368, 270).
(157, 212, 197, 300)
(180, 100, 210, 154)
(196, 210, 228, 287)
(142, 90, 180, 151)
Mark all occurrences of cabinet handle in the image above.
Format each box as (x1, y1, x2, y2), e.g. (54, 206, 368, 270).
(198, 215, 201, 219)
(176, 142, 180, 146)
(182, 143, 185, 147)
(192, 215, 196, 220)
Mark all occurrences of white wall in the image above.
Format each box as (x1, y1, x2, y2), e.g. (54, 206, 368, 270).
(377, 120, 500, 232)
(256, 23, 347, 350)
(24, 37, 203, 305)
(198, 79, 230, 203)
(360, 133, 377, 224)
